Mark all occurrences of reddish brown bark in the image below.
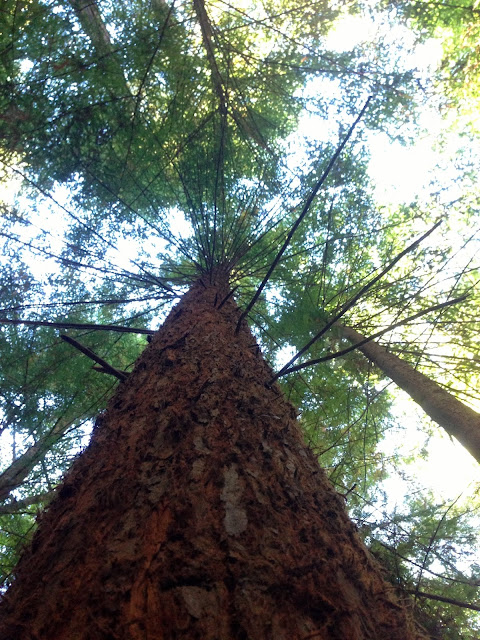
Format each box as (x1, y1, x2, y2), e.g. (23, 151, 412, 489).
(0, 274, 423, 639)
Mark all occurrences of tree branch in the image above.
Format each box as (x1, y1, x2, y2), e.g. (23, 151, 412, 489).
(403, 589, 480, 612)
(270, 219, 443, 380)
(0, 422, 72, 502)
(235, 96, 372, 333)
(0, 318, 155, 334)
(0, 491, 56, 514)
(60, 335, 128, 381)
(273, 295, 467, 377)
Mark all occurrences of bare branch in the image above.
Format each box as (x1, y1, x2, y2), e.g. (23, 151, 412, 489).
(403, 589, 480, 612)
(235, 96, 372, 333)
(0, 491, 56, 514)
(60, 335, 128, 381)
(270, 220, 443, 381)
(0, 318, 155, 335)
(274, 296, 467, 377)
(0, 422, 72, 502)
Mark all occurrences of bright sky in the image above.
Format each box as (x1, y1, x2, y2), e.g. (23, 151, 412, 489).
(382, 394, 480, 503)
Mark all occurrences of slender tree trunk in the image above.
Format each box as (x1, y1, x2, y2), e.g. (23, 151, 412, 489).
(69, 0, 116, 60)
(0, 419, 71, 502)
(0, 273, 422, 639)
(338, 324, 480, 463)
(192, 0, 268, 149)
(68, 0, 132, 98)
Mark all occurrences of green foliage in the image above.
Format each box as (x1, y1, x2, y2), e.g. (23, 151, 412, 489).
(363, 492, 480, 638)
(0, 509, 37, 589)
(388, 0, 480, 128)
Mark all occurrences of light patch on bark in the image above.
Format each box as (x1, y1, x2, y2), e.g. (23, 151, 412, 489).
(191, 458, 205, 480)
(221, 465, 247, 536)
(285, 459, 296, 475)
(261, 440, 273, 454)
(180, 586, 212, 619)
(193, 436, 211, 453)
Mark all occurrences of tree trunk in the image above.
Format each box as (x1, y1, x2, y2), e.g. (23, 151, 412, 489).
(338, 324, 480, 463)
(69, 0, 117, 60)
(0, 274, 422, 639)
(0, 417, 70, 502)
(68, 0, 132, 98)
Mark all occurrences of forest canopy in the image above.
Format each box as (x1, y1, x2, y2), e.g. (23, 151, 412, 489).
(0, 0, 479, 636)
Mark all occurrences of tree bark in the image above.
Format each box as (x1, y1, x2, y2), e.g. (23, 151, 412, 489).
(0, 274, 423, 639)
(338, 324, 480, 463)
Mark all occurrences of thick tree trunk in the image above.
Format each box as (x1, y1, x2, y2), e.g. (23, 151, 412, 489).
(339, 324, 480, 463)
(0, 274, 422, 639)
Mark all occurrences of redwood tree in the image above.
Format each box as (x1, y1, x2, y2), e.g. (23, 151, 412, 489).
(1, 0, 479, 635)
(0, 272, 423, 639)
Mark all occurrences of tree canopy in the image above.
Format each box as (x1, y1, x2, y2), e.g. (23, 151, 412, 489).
(1, 0, 479, 635)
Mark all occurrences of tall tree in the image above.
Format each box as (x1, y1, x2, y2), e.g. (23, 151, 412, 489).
(0, 272, 424, 639)
(336, 323, 480, 463)
(0, 0, 479, 635)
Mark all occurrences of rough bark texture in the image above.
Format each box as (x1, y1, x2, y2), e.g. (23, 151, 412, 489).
(0, 275, 423, 639)
(339, 324, 480, 463)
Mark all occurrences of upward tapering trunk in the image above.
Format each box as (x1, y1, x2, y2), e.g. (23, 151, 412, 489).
(0, 275, 422, 639)
(338, 324, 480, 463)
